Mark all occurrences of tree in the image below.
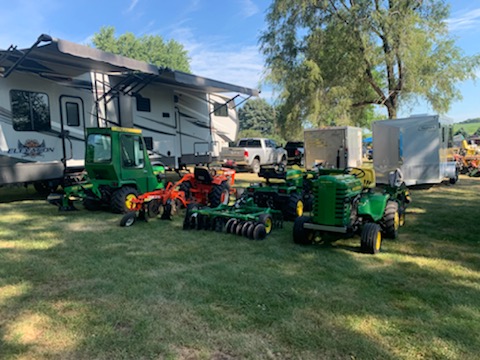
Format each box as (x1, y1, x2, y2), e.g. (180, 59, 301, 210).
(91, 26, 191, 72)
(260, 0, 480, 133)
(238, 98, 275, 134)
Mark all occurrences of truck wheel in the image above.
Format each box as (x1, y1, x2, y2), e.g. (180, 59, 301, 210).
(382, 201, 400, 239)
(284, 193, 304, 220)
(111, 187, 139, 213)
(209, 181, 230, 207)
(293, 216, 314, 245)
(251, 159, 260, 173)
(361, 223, 382, 254)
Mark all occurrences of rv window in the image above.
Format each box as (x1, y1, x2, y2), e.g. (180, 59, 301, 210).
(86, 134, 111, 163)
(66, 102, 80, 126)
(136, 96, 151, 112)
(10, 90, 51, 131)
(213, 102, 228, 117)
(121, 134, 145, 168)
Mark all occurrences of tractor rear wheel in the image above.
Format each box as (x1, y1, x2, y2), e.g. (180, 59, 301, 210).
(111, 187, 139, 213)
(284, 193, 304, 220)
(361, 223, 382, 254)
(209, 181, 230, 208)
(179, 181, 192, 200)
(382, 201, 400, 239)
(293, 216, 314, 245)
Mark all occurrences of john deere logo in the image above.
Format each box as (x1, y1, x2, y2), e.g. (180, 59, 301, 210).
(7, 139, 54, 157)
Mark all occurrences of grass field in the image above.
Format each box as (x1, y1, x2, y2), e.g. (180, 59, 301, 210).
(1, 174, 480, 359)
(453, 121, 480, 135)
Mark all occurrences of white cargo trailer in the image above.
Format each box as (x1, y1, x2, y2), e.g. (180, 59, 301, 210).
(372, 114, 457, 186)
(304, 126, 363, 169)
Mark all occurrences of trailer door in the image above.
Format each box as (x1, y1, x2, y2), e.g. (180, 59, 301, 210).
(60, 96, 86, 168)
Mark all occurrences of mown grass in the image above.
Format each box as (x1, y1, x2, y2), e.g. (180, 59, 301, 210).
(453, 121, 480, 135)
(1, 175, 480, 359)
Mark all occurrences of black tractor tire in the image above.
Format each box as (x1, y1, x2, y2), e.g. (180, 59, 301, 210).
(382, 201, 400, 239)
(83, 198, 102, 211)
(284, 193, 304, 220)
(110, 187, 139, 213)
(226, 218, 238, 234)
(120, 212, 137, 227)
(179, 181, 192, 200)
(361, 223, 382, 254)
(258, 213, 273, 234)
(209, 181, 230, 208)
(251, 158, 261, 174)
(293, 216, 314, 245)
(183, 204, 199, 230)
(252, 223, 267, 240)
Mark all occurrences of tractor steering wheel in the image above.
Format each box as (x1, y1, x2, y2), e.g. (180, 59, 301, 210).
(343, 167, 366, 179)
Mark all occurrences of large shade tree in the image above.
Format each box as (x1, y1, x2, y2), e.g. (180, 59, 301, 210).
(260, 0, 479, 134)
(92, 26, 191, 72)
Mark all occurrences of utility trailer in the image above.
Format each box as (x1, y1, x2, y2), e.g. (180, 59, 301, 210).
(0, 34, 257, 191)
(372, 115, 457, 186)
(304, 126, 363, 169)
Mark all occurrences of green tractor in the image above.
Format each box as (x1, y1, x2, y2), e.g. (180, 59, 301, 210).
(48, 127, 165, 213)
(293, 167, 410, 254)
(246, 165, 315, 220)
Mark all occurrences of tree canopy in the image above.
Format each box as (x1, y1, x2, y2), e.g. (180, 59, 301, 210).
(92, 26, 191, 72)
(260, 0, 480, 135)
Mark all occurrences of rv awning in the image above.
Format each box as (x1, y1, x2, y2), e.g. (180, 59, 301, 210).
(0, 34, 259, 96)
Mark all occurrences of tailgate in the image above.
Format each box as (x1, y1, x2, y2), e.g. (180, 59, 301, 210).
(220, 148, 246, 161)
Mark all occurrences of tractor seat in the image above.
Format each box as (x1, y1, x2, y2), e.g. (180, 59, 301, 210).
(360, 168, 376, 189)
(194, 166, 213, 184)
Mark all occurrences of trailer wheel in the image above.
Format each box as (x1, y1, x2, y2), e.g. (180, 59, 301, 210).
(226, 218, 237, 234)
(284, 193, 304, 220)
(361, 223, 382, 254)
(209, 181, 230, 207)
(252, 223, 267, 240)
(111, 187, 139, 213)
(293, 216, 314, 245)
(258, 214, 273, 234)
(120, 212, 136, 227)
(382, 201, 399, 239)
(183, 204, 199, 230)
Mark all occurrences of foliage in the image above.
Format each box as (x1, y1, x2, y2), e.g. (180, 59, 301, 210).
(92, 26, 190, 72)
(260, 0, 480, 131)
(454, 127, 468, 138)
(1, 175, 480, 359)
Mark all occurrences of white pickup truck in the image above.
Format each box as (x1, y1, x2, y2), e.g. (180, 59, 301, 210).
(220, 138, 288, 173)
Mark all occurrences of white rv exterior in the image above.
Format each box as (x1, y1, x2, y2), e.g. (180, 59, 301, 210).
(372, 114, 457, 185)
(304, 126, 363, 169)
(0, 34, 256, 188)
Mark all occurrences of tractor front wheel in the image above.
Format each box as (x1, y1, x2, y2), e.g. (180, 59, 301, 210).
(209, 181, 230, 208)
(111, 187, 139, 213)
(293, 216, 314, 245)
(284, 193, 304, 220)
(382, 201, 400, 239)
(361, 223, 382, 254)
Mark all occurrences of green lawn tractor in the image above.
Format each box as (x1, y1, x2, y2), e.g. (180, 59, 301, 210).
(246, 165, 315, 221)
(182, 197, 283, 240)
(48, 127, 165, 213)
(293, 167, 410, 254)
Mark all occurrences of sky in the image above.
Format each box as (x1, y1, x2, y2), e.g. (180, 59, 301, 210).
(0, 0, 479, 122)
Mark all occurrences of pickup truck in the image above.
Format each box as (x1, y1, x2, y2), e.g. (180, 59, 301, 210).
(220, 138, 288, 173)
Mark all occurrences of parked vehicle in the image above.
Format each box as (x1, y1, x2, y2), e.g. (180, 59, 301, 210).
(220, 138, 287, 173)
(285, 141, 304, 165)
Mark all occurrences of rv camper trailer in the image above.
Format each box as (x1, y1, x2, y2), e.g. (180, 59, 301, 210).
(0, 34, 257, 190)
(372, 114, 457, 186)
(304, 126, 363, 169)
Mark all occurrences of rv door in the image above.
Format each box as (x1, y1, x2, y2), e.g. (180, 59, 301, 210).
(59, 96, 85, 168)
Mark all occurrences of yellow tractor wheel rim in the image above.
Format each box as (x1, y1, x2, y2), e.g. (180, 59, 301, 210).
(394, 212, 400, 230)
(399, 213, 405, 226)
(264, 218, 273, 234)
(125, 194, 137, 210)
(296, 200, 304, 216)
(375, 232, 382, 251)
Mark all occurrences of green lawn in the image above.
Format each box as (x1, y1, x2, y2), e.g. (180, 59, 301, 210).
(1, 175, 479, 359)
(453, 121, 480, 135)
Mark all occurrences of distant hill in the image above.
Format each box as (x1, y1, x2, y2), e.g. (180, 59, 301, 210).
(453, 118, 480, 135)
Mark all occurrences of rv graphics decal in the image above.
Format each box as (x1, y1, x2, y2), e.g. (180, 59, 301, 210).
(5, 139, 55, 157)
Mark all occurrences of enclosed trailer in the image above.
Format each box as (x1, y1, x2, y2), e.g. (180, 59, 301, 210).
(304, 126, 363, 169)
(0, 34, 257, 189)
(372, 114, 457, 185)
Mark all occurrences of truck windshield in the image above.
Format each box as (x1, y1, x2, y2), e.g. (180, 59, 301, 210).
(238, 139, 261, 147)
(86, 134, 111, 163)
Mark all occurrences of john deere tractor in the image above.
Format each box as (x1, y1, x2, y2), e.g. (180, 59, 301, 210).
(293, 167, 410, 254)
(48, 127, 165, 213)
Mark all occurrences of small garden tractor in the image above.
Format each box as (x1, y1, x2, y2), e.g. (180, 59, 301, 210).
(178, 166, 236, 207)
(48, 127, 166, 213)
(245, 165, 315, 220)
(182, 196, 283, 240)
(293, 167, 411, 254)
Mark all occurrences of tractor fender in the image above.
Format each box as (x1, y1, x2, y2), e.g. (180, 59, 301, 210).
(357, 193, 389, 222)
